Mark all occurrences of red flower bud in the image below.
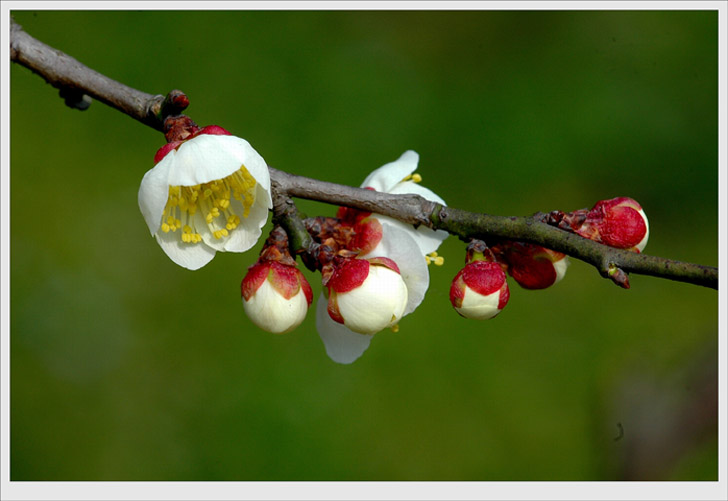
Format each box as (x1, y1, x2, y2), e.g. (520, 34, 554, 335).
(577, 197, 649, 252)
(498, 242, 569, 290)
(450, 261, 510, 320)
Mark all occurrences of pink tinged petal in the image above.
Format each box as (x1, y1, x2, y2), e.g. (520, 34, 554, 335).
(267, 262, 305, 300)
(154, 229, 216, 270)
(316, 293, 373, 364)
(361, 224, 429, 315)
(327, 259, 370, 293)
(153, 141, 182, 165)
(360, 150, 419, 192)
(197, 125, 232, 136)
(350, 217, 384, 255)
(241, 261, 271, 300)
(461, 261, 507, 298)
(138, 159, 172, 235)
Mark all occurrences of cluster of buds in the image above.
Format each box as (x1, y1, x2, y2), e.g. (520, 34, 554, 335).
(449, 197, 649, 319)
(239, 151, 445, 363)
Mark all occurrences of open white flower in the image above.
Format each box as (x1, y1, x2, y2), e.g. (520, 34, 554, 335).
(138, 131, 272, 270)
(316, 223, 430, 364)
(361, 150, 449, 255)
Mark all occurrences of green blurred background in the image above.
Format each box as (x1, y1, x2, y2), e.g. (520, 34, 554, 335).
(10, 10, 718, 481)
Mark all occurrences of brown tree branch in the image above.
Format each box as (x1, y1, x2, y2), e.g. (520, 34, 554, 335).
(10, 17, 718, 290)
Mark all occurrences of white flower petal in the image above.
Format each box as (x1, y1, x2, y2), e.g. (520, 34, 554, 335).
(635, 209, 650, 252)
(316, 293, 373, 364)
(361, 224, 429, 315)
(553, 256, 570, 285)
(457, 287, 503, 320)
(166, 135, 267, 187)
(154, 229, 216, 270)
(360, 150, 419, 192)
(388, 180, 447, 207)
(138, 159, 172, 235)
(374, 216, 449, 256)
(224, 184, 271, 251)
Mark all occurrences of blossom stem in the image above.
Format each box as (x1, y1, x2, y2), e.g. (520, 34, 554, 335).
(270, 181, 313, 258)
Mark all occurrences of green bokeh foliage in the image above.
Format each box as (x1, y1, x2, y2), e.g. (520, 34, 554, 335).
(10, 10, 718, 480)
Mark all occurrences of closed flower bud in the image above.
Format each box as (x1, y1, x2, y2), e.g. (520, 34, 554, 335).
(577, 197, 649, 252)
(241, 261, 313, 334)
(450, 261, 510, 320)
(499, 242, 569, 290)
(326, 257, 408, 335)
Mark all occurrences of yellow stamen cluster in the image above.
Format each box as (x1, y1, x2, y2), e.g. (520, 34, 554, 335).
(426, 251, 444, 266)
(160, 165, 257, 244)
(401, 173, 423, 183)
(390, 324, 400, 333)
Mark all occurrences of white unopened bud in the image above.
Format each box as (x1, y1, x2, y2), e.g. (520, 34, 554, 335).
(450, 261, 510, 320)
(241, 261, 313, 334)
(327, 257, 408, 335)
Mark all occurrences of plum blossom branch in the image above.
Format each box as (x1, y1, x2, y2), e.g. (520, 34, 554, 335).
(10, 17, 718, 290)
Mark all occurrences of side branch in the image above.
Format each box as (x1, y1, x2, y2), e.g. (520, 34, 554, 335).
(432, 206, 718, 289)
(10, 18, 166, 130)
(269, 169, 717, 289)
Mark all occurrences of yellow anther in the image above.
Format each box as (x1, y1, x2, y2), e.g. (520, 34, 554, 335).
(401, 173, 423, 183)
(390, 324, 400, 333)
(160, 166, 256, 245)
(426, 252, 444, 266)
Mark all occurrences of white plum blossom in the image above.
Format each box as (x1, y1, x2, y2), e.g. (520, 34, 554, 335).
(360, 150, 449, 255)
(316, 150, 447, 364)
(138, 130, 272, 270)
